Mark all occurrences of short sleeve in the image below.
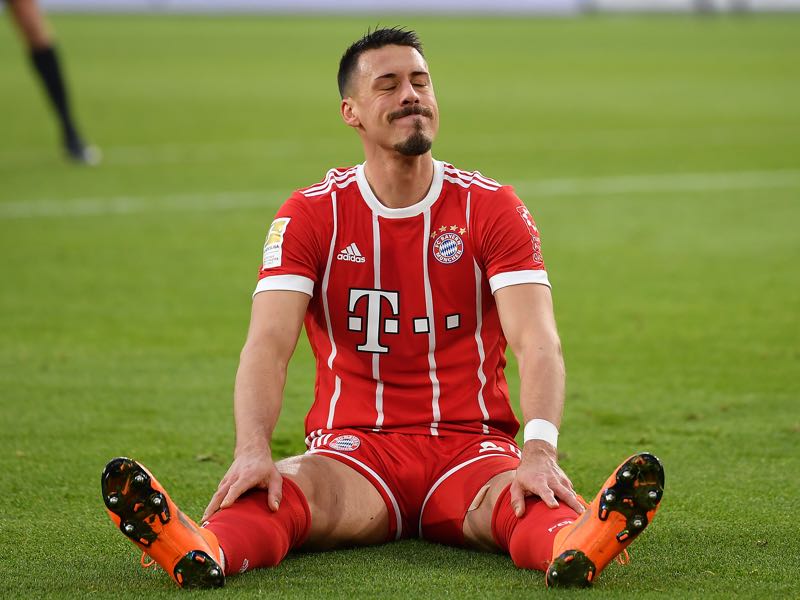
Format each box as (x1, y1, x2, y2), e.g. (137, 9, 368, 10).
(254, 193, 323, 297)
(471, 186, 550, 294)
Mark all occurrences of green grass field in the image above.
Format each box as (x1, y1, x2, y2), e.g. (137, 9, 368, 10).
(1, 13, 799, 599)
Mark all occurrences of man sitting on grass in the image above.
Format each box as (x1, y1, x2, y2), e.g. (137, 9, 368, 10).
(101, 27, 664, 589)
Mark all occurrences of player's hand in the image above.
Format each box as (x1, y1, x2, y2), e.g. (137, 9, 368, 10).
(201, 450, 283, 522)
(510, 440, 585, 517)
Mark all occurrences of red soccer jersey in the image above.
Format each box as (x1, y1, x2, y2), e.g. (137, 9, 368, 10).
(255, 160, 549, 439)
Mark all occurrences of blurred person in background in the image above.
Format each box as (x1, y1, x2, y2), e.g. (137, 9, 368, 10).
(4, 0, 99, 164)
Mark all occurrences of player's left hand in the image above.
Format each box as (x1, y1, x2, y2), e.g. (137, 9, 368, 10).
(510, 440, 585, 517)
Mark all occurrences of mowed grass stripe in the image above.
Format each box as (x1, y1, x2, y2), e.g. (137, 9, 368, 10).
(1, 122, 796, 169)
(2, 168, 799, 219)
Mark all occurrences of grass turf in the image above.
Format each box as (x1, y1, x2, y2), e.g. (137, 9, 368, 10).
(1, 13, 799, 599)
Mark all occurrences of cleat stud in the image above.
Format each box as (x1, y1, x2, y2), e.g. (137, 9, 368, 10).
(133, 474, 146, 485)
(108, 495, 119, 506)
(151, 496, 162, 507)
(123, 523, 135, 534)
(174, 551, 225, 589)
(648, 490, 659, 500)
(604, 491, 616, 502)
(621, 469, 633, 479)
(632, 516, 644, 529)
(551, 571, 558, 578)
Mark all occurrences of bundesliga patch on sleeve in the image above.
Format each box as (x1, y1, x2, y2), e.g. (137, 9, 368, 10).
(262, 217, 291, 269)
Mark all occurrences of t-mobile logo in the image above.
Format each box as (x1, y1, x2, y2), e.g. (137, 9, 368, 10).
(347, 288, 400, 353)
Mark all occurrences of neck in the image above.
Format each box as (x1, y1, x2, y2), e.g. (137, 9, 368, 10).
(362, 148, 434, 210)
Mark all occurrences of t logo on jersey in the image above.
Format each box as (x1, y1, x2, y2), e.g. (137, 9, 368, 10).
(347, 289, 400, 353)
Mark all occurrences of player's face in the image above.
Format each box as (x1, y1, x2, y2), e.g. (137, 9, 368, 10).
(341, 45, 439, 157)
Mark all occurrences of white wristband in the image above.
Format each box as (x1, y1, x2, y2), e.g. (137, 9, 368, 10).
(523, 419, 559, 448)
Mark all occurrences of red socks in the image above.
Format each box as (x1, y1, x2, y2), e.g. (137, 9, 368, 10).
(205, 479, 572, 575)
(491, 484, 578, 571)
(204, 477, 311, 574)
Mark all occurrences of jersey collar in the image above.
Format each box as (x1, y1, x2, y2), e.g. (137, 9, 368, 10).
(356, 159, 444, 219)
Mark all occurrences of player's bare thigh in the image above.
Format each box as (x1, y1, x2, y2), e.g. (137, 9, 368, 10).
(462, 469, 516, 552)
(7, 0, 53, 50)
(277, 454, 389, 551)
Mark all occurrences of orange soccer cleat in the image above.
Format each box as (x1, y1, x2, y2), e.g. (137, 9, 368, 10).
(546, 452, 665, 588)
(101, 457, 224, 589)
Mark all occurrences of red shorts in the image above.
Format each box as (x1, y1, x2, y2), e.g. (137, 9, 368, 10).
(305, 428, 521, 544)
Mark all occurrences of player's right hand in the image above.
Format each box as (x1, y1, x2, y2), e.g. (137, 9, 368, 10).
(511, 440, 585, 517)
(201, 451, 283, 522)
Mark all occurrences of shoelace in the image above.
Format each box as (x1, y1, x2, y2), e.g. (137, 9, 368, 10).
(140, 551, 156, 569)
(576, 494, 631, 566)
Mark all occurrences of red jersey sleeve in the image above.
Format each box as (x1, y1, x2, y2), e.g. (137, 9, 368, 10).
(470, 186, 550, 294)
(254, 192, 325, 297)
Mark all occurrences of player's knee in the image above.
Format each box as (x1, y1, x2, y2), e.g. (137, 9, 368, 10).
(205, 480, 311, 572)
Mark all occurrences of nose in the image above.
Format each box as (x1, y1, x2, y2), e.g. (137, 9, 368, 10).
(399, 78, 420, 105)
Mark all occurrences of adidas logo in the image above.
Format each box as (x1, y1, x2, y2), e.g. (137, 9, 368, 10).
(337, 242, 366, 263)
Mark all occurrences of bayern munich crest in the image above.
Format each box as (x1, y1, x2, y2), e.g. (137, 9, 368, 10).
(328, 434, 361, 452)
(432, 231, 464, 264)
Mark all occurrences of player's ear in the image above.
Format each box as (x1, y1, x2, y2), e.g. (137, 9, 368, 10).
(341, 98, 361, 128)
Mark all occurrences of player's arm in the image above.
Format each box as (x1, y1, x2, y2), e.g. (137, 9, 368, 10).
(202, 290, 309, 521)
(495, 282, 584, 516)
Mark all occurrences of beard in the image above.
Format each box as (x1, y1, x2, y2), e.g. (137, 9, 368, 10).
(393, 120, 433, 156)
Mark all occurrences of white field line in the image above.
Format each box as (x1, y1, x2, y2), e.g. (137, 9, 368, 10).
(0, 190, 279, 219)
(512, 169, 800, 197)
(1, 169, 799, 220)
(0, 138, 335, 168)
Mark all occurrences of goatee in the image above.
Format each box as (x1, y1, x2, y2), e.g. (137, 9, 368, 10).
(393, 126, 433, 157)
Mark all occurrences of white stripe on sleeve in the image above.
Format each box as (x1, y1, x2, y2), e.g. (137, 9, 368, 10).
(488, 270, 551, 293)
(253, 274, 314, 297)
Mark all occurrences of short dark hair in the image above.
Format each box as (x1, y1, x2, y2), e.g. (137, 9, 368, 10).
(337, 27, 424, 98)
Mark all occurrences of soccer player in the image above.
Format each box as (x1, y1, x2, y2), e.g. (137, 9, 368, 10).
(101, 28, 664, 589)
(4, 0, 99, 164)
